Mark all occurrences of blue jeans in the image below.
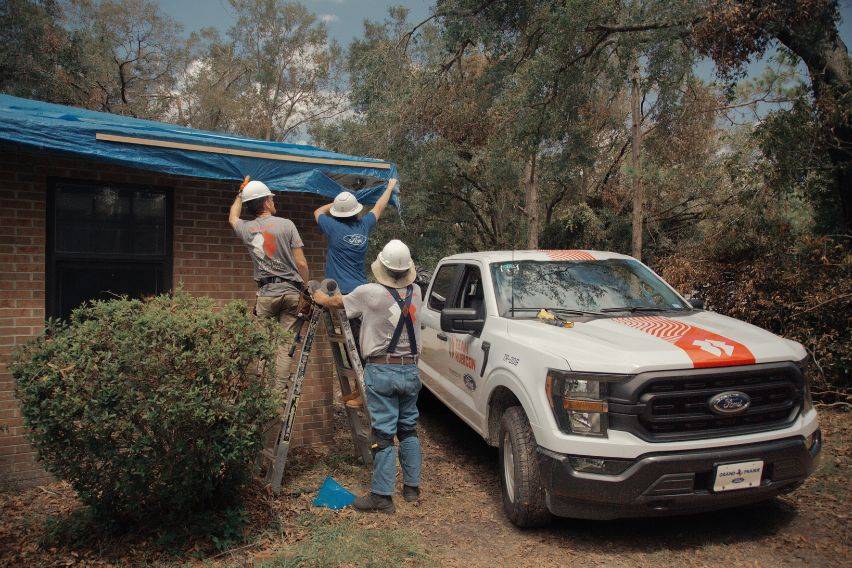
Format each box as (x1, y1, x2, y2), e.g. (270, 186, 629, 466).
(363, 363, 422, 496)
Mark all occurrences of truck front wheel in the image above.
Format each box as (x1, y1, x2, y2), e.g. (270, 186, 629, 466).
(498, 406, 551, 528)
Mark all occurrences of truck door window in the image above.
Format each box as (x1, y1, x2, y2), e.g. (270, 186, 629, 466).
(454, 266, 486, 318)
(428, 264, 460, 311)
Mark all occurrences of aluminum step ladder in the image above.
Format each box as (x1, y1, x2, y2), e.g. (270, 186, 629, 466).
(319, 282, 373, 467)
(262, 279, 372, 495)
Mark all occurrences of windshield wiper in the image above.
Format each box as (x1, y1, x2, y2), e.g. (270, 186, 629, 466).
(600, 306, 673, 313)
(507, 307, 603, 317)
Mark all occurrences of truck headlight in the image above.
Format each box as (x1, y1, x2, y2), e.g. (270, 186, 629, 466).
(796, 357, 814, 413)
(545, 370, 625, 437)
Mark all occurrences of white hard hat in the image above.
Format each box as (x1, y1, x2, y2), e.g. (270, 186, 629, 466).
(241, 180, 273, 202)
(378, 239, 413, 272)
(329, 191, 363, 218)
(372, 239, 416, 287)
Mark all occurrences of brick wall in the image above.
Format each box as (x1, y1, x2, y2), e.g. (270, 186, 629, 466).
(0, 145, 335, 488)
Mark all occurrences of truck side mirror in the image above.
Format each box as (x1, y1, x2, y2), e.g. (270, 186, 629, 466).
(689, 297, 705, 310)
(441, 308, 485, 335)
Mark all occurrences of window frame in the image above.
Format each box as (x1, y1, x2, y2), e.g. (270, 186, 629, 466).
(46, 177, 174, 319)
(451, 264, 487, 317)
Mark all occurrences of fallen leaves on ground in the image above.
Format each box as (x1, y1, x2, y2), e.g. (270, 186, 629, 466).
(0, 400, 849, 567)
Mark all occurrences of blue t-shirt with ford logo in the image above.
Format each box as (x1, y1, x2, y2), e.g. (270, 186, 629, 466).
(318, 212, 377, 293)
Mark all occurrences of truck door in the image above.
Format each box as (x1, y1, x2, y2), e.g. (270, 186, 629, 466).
(443, 263, 488, 426)
(419, 263, 462, 398)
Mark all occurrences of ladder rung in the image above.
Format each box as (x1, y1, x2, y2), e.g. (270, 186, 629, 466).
(338, 368, 359, 381)
(326, 333, 346, 342)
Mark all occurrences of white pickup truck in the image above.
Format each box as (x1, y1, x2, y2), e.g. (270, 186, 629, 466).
(416, 250, 822, 527)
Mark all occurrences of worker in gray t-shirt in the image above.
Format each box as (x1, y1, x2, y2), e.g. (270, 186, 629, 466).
(229, 176, 310, 381)
(313, 239, 422, 514)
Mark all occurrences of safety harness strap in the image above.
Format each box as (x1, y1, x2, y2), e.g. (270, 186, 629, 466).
(386, 285, 418, 356)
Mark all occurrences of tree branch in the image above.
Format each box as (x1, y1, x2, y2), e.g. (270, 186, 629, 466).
(586, 17, 704, 34)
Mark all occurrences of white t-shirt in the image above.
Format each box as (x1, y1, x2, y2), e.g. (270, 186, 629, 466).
(342, 283, 423, 357)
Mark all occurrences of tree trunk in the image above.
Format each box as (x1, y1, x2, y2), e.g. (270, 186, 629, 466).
(630, 58, 643, 260)
(524, 154, 539, 249)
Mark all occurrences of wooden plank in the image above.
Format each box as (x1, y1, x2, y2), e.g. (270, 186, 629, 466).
(95, 132, 392, 170)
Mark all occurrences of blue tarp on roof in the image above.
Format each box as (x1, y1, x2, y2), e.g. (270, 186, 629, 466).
(0, 94, 397, 205)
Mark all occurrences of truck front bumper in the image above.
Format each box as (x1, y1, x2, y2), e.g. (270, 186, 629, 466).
(537, 432, 821, 520)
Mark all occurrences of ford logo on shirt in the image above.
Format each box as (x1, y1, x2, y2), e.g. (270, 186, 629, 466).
(708, 391, 751, 415)
(344, 234, 367, 246)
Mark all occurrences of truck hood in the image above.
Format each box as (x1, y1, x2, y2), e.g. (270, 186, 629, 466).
(507, 311, 806, 374)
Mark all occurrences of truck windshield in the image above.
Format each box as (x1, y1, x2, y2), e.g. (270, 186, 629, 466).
(490, 259, 690, 317)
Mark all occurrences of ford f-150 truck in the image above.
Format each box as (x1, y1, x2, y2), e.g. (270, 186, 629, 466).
(416, 250, 821, 527)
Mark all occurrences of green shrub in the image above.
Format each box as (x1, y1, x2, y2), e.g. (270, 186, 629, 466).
(11, 292, 282, 523)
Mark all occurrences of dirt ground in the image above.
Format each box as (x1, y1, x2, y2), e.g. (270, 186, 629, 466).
(1, 395, 849, 567)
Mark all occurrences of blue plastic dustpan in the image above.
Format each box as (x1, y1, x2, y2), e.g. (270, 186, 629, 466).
(312, 476, 356, 510)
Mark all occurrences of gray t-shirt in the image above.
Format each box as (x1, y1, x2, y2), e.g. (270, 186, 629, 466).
(342, 283, 423, 357)
(233, 216, 304, 296)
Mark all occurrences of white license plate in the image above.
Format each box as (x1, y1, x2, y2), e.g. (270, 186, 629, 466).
(713, 460, 764, 492)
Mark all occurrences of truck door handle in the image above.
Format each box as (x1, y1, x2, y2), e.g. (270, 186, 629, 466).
(480, 341, 491, 377)
(437, 333, 448, 341)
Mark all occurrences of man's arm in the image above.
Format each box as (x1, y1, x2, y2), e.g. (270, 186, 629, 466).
(292, 246, 310, 283)
(313, 290, 344, 310)
(228, 175, 250, 228)
(313, 202, 333, 223)
(370, 178, 398, 221)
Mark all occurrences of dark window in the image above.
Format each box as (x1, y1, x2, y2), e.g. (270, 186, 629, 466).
(452, 265, 486, 318)
(428, 264, 460, 311)
(47, 180, 172, 319)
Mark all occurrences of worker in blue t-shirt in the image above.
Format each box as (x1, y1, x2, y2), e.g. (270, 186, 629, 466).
(314, 178, 397, 292)
(314, 179, 398, 391)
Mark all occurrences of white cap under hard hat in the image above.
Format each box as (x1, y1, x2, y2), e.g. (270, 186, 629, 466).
(329, 191, 363, 218)
(241, 180, 273, 203)
(371, 239, 417, 287)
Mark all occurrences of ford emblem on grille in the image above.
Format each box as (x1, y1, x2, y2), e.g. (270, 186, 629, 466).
(708, 391, 751, 415)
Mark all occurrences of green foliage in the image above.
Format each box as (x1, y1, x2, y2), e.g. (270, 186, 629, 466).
(0, 0, 91, 105)
(540, 204, 610, 250)
(11, 292, 281, 523)
(755, 98, 842, 231)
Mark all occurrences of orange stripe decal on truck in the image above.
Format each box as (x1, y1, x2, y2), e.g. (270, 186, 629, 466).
(543, 250, 597, 261)
(614, 316, 756, 368)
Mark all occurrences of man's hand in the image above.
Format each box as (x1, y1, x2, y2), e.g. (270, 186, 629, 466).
(313, 290, 344, 310)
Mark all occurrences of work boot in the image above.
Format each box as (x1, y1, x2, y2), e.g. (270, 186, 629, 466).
(402, 485, 420, 503)
(353, 492, 395, 514)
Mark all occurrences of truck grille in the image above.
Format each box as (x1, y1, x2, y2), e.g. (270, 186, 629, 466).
(609, 363, 804, 442)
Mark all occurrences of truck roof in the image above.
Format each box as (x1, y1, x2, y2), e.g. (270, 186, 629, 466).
(440, 250, 637, 263)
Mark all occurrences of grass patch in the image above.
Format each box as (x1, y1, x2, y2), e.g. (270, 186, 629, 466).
(261, 513, 433, 567)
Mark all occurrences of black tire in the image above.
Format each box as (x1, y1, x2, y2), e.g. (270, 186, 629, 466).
(498, 405, 552, 528)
